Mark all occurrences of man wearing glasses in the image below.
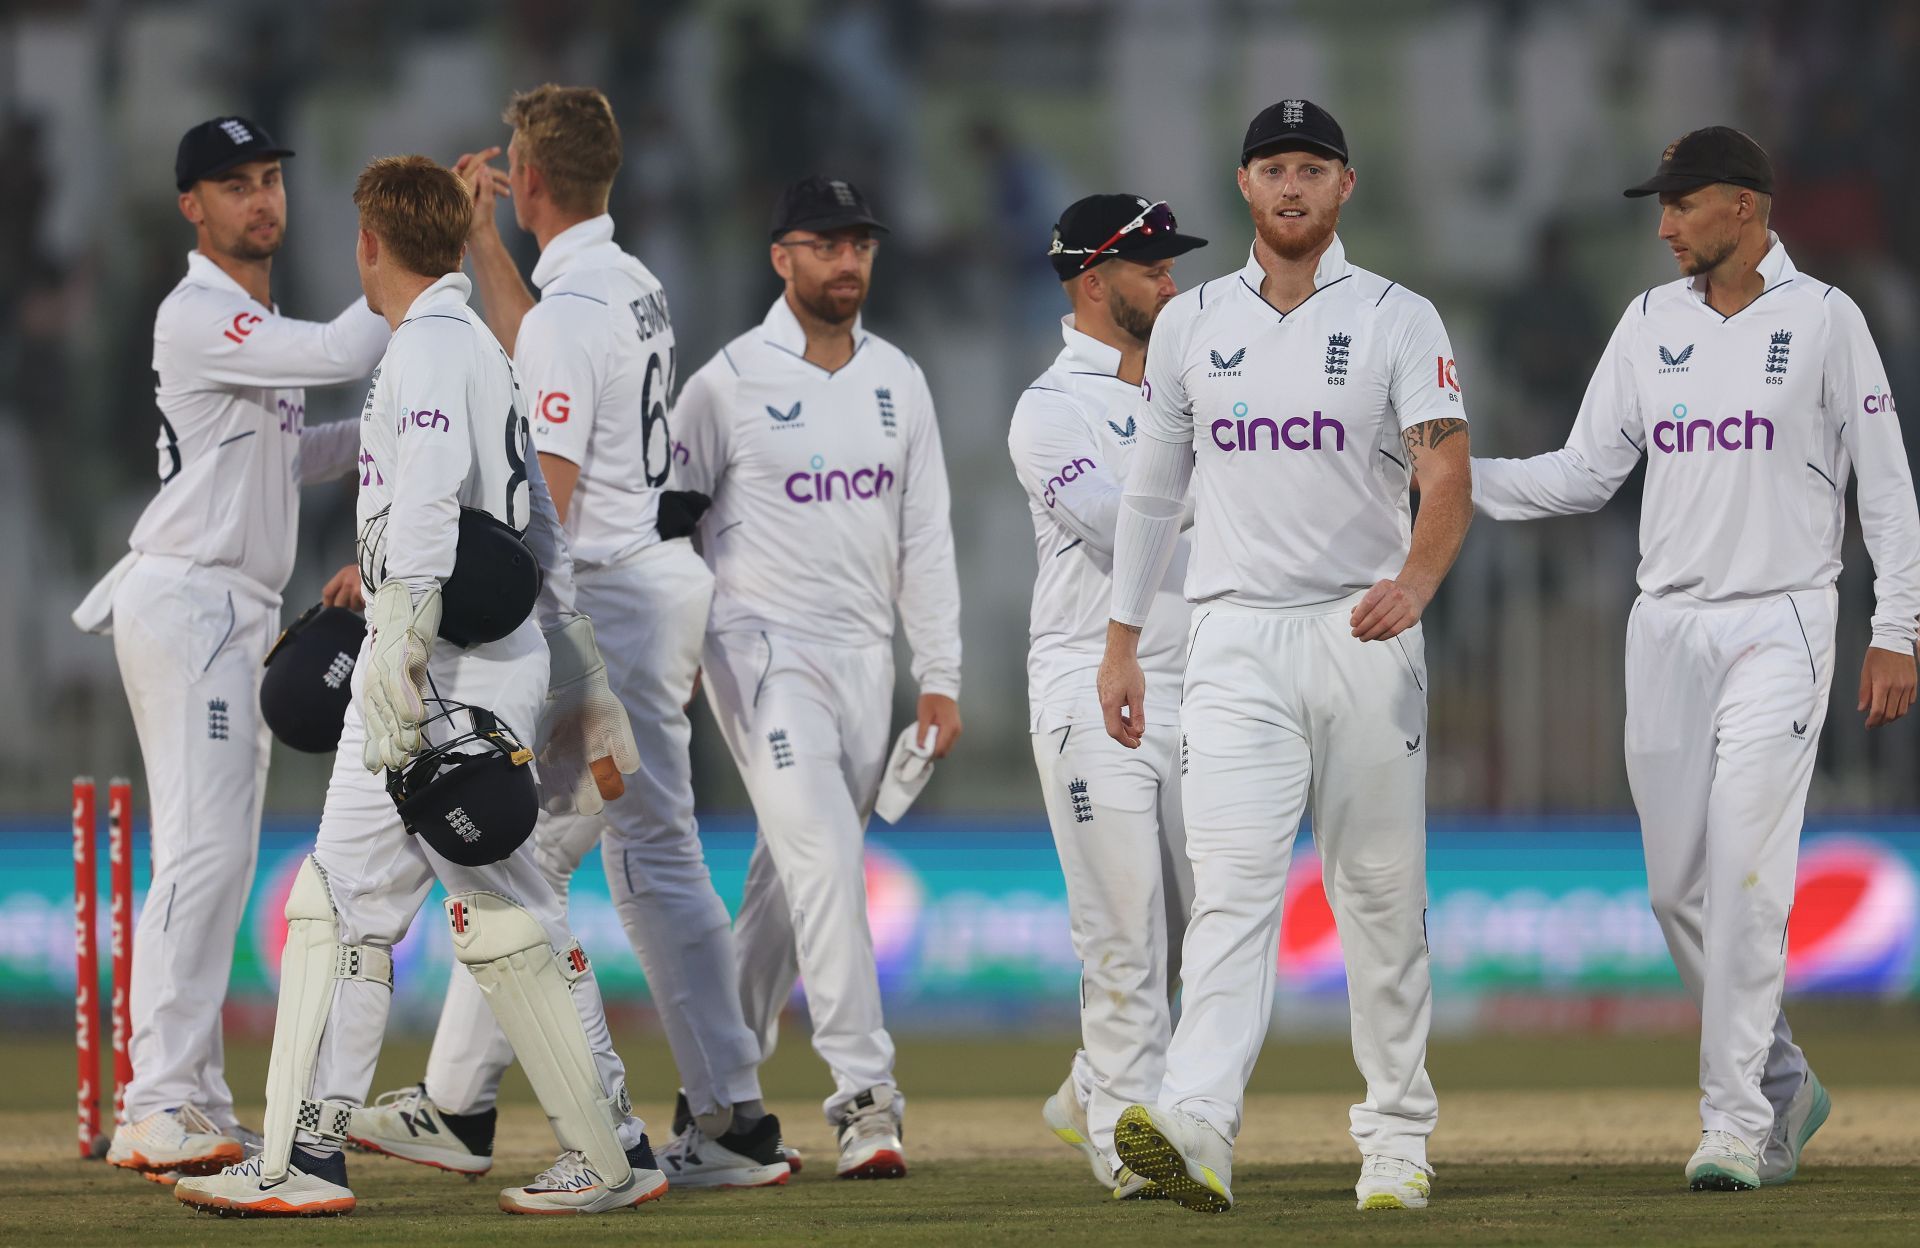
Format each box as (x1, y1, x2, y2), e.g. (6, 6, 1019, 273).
(1010, 194, 1207, 1200)
(674, 175, 963, 1181)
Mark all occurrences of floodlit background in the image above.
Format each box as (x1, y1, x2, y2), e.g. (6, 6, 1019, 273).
(5, 0, 1919, 1033)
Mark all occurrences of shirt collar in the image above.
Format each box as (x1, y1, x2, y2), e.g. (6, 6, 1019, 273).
(1237, 233, 1350, 293)
(1057, 314, 1126, 376)
(186, 250, 274, 312)
(531, 215, 617, 290)
(761, 294, 866, 357)
(400, 271, 474, 322)
(1688, 231, 1797, 300)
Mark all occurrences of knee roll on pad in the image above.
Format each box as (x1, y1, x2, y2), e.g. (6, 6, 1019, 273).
(444, 891, 631, 1188)
(262, 857, 394, 1183)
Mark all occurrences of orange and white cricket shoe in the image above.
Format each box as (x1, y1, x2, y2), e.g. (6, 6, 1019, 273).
(834, 1087, 907, 1180)
(175, 1148, 355, 1217)
(498, 1139, 669, 1215)
(107, 1106, 243, 1177)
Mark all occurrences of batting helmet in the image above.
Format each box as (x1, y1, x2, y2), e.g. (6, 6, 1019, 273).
(384, 701, 539, 867)
(357, 506, 543, 649)
(260, 603, 366, 753)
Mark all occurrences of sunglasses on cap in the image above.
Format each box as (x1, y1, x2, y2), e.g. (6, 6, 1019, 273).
(1050, 201, 1179, 271)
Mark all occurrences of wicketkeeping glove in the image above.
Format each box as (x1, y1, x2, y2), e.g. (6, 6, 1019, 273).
(537, 615, 640, 815)
(361, 581, 441, 772)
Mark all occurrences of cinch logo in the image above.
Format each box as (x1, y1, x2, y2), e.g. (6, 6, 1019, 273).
(1043, 457, 1097, 507)
(1863, 391, 1896, 415)
(1657, 344, 1694, 374)
(785, 455, 897, 503)
(1208, 347, 1246, 377)
(1210, 401, 1346, 452)
(399, 408, 450, 434)
(1652, 402, 1774, 453)
(538, 390, 570, 423)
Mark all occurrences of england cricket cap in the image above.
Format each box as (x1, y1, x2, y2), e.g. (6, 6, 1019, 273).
(260, 603, 365, 754)
(1048, 194, 1209, 280)
(1241, 98, 1349, 165)
(1624, 126, 1774, 198)
(175, 115, 294, 191)
(770, 175, 890, 240)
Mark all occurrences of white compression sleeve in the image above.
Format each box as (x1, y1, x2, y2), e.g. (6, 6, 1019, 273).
(1110, 432, 1191, 627)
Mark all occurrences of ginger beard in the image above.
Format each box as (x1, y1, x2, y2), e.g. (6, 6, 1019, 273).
(1242, 151, 1349, 263)
(781, 230, 874, 326)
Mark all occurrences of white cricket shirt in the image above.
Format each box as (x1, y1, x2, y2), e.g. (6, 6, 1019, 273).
(1474, 234, 1920, 651)
(129, 251, 388, 593)
(519, 215, 676, 570)
(1009, 316, 1191, 731)
(1120, 237, 1465, 621)
(676, 296, 962, 698)
(355, 274, 529, 597)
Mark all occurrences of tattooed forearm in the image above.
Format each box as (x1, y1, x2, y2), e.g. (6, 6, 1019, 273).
(1401, 417, 1469, 467)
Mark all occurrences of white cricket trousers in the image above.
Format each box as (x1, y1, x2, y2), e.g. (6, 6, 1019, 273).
(703, 629, 896, 1123)
(425, 540, 762, 1120)
(111, 554, 277, 1129)
(1032, 703, 1191, 1169)
(1625, 588, 1834, 1148)
(1166, 596, 1437, 1167)
(300, 621, 642, 1153)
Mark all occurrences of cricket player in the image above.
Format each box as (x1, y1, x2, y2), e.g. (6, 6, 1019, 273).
(1009, 193, 1207, 1199)
(352, 86, 788, 1190)
(1472, 127, 1920, 1191)
(1098, 100, 1472, 1215)
(70, 116, 388, 1179)
(176, 156, 664, 1217)
(675, 175, 963, 1180)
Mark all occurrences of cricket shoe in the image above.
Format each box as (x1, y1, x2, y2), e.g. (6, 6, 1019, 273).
(1113, 1104, 1233, 1214)
(108, 1105, 244, 1177)
(660, 1108, 791, 1188)
(1112, 1165, 1166, 1201)
(348, 1083, 494, 1175)
(175, 1146, 355, 1217)
(229, 1124, 264, 1156)
(1760, 1071, 1831, 1186)
(835, 1086, 907, 1179)
(1042, 1074, 1115, 1188)
(498, 1137, 669, 1215)
(1687, 1130, 1760, 1191)
(1355, 1155, 1432, 1209)
(671, 1089, 802, 1176)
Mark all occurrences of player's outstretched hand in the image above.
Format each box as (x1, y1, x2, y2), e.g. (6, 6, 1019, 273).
(1350, 577, 1430, 642)
(321, 563, 365, 611)
(1099, 621, 1147, 749)
(915, 693, 962, 759)
(1859, 644, 1917, 728)
(450, 147, 510, 241)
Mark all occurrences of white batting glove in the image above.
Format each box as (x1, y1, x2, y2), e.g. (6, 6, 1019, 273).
(361, 581, 441, 772)
(537, 615, 639, 815)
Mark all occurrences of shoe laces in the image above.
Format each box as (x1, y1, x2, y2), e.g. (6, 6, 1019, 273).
(529, 1150, 599, 1191)
(171, 1104, 222, 1136)
(661, 1123, 708, 1161)
(839, 1096, 899, 1145)
(370, 1084, 427, 1114)
(1361, 1155, 1419, 1180)
(1698, 1130, 1753, 1160)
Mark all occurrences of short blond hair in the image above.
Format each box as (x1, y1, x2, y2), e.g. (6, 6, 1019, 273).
(353, 155, 471, 277)
(503, 84, 621, 215)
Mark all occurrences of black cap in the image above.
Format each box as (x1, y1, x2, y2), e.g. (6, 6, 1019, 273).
(1624, 126, 1774, 198)
(175, 116, 294, 191)
(1241, 98, 1348, 165)
(769, 175, 890, 240)
(1048, 194, 1208, 280)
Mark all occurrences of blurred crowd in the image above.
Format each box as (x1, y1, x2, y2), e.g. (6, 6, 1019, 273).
(7, 0, 1917, 813)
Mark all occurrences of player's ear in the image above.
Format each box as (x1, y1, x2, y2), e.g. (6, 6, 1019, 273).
(357, 227, 378, 269)
(1339, 163, 1356, 204)
(178, 188, 203, 226)
(1236, 163, 1252, 203)
(770, 240, 792, 282)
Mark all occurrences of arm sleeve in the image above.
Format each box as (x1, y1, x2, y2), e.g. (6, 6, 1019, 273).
(1473, 304, 1646, 519)
(522, 442, 581, 628)
(382, 325, 472, 596)
(895, 363, 963, 699)
(296, 417, 360, 484)
(171, 292, 389, 388)
(1826, 290, 1920, 651)
(1007, 388, 1125, 559)
(1112, 306, 1196, 626)
(672, 360, 729, 499)
(517, 303, 603, 467)
(1386, 293, 1469, 431)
